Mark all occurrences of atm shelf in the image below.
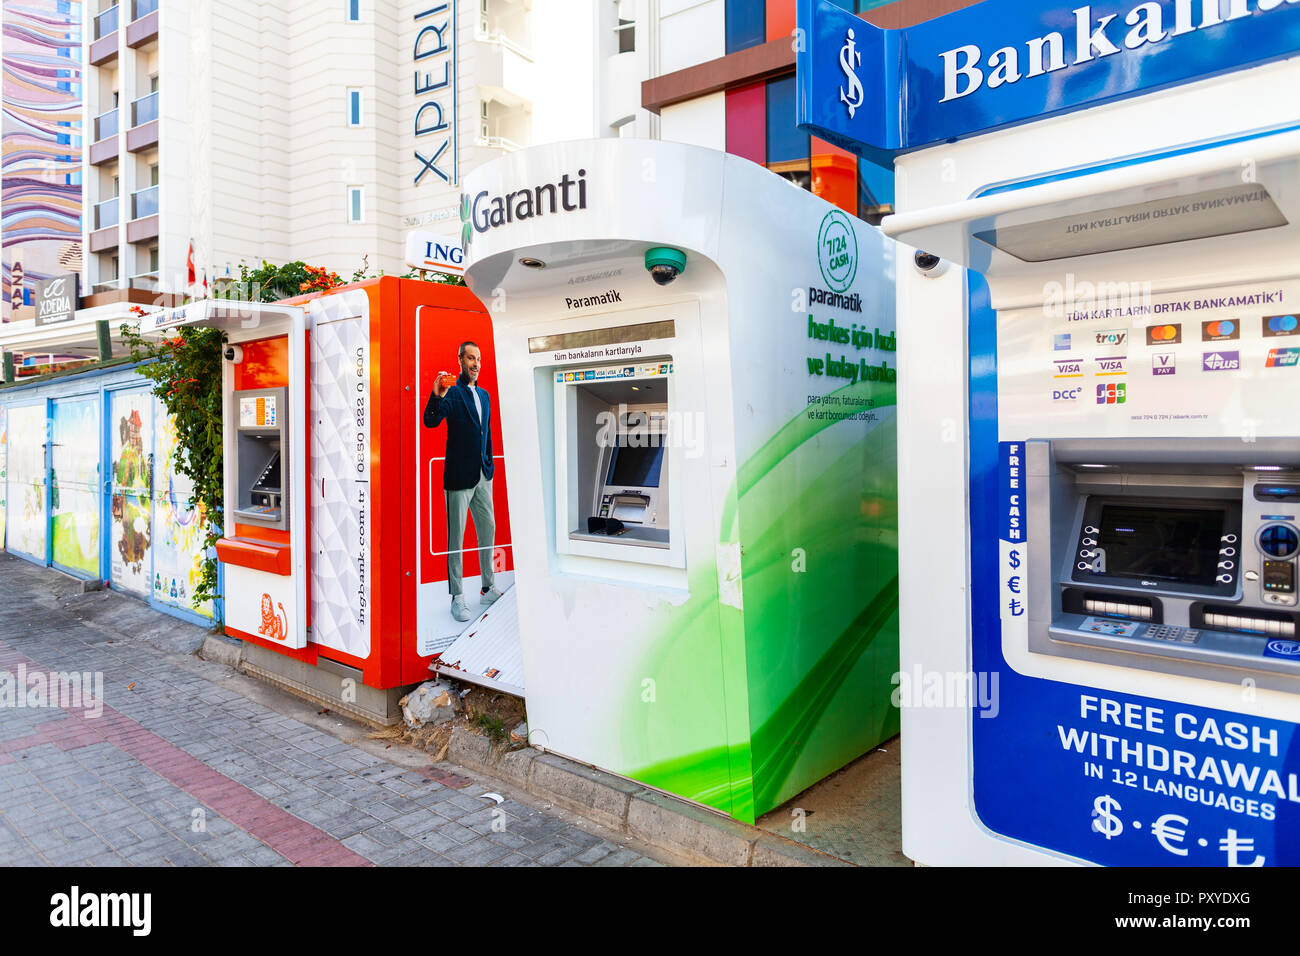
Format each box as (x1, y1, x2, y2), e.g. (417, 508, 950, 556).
(215, 537, 292, 575)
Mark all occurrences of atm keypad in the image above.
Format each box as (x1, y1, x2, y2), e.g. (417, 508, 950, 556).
(1143, 624, 1201, 645)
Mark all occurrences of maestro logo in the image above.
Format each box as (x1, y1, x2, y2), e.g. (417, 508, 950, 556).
(1096, 382, 1126, 405)
(1202, 319, 1240, 341)
(817, 209, 858, 293)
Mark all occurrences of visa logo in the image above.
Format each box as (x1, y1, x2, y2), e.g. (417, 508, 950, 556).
(1202, 351, 1240, 371)
(1053, 360, 1082, 377)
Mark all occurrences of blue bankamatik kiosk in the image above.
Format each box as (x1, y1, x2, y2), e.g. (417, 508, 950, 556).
(798, 0, 1300, 865)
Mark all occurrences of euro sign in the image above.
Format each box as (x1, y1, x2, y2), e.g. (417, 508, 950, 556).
(839, 29, 864, 119)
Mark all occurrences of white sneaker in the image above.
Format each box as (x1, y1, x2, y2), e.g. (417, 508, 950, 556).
(451, 595, 472, 622)
(480, 586, 503, 606)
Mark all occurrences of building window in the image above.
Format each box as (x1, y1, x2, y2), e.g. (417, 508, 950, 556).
(348, 186, 364, 223)
(724, 0, 765, 55)
(765, 74, 809, 165)
(149, 247, 159, 272)
(614, 0, 635, 53)
(347, 0, 360, 21)
(347, 89, 363, 127)
(148, 164, 158, 187)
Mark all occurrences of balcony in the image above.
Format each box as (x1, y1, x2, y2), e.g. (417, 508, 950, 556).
(89, 109, 119, 165)
(90, 6, 119, 65)
(130, 185, 158, 219)
(128, 186, 158, 243)
(128, 272, 161, 292)
(127, 92, 159, 151)
(476, 135, 523, 152)
(127, 0, 159, 47)
(474, 28, 535, 108)
(95, 4, 119, 38)
(95, 197, 119, 229)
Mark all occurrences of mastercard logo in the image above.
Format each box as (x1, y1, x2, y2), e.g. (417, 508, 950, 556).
(1145, 323, 1181, 344)
(1264, 314, 1299, 337)
(1202, 319, 1239, 341)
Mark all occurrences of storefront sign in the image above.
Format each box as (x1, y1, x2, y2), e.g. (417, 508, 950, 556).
(33, 274, 78, 327)
(795, 0, 1300, 155)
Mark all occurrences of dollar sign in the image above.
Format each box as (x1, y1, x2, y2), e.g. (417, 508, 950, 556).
(838, 30, 864, 118)
(1008, 549, 1021, 570)
(1091, 795, 1123, 839)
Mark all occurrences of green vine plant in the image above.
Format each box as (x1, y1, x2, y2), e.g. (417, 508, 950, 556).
(118, 320, 226, 612)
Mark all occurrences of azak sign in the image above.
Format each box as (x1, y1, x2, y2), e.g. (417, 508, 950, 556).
(795, 0, 1300, 155)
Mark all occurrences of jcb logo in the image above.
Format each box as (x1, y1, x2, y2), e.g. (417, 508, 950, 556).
(1096, 383, 1126, 405)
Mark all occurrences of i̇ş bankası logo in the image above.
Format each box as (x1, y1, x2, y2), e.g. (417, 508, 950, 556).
(817, 209, 858, 294)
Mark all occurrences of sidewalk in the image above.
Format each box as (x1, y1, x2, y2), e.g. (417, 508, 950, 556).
(0, 554, 671, 866)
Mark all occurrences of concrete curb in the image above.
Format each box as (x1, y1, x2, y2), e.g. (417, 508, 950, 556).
(199, 634, 245, 670)
(446, 724, 851, 867)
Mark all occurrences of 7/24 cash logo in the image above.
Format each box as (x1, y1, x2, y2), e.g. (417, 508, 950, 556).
(817, 210, 858, 293)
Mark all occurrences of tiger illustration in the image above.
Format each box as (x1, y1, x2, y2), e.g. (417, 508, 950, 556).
(257, 593, 288, 642)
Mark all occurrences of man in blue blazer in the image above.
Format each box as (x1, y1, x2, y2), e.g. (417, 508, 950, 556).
(424, 341, 502, 622)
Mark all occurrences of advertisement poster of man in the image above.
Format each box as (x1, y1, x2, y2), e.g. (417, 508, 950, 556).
(424, 340, 504, 622)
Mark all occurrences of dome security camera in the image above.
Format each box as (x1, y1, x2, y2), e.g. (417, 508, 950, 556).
(645, 247, 687, 287)
(224, 345, 244, 364)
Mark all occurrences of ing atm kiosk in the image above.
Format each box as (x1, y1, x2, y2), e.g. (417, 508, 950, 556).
(796, 0, 1300, 864)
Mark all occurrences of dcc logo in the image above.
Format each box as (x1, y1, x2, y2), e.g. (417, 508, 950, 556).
(1052, 387, 1081, 402)
(1096, 383, 1126, 405)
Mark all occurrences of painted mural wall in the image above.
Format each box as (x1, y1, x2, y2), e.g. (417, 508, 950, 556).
(2, 0, 83, 323)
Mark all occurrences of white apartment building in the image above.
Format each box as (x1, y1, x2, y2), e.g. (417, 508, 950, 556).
(79, 0, 656, 299)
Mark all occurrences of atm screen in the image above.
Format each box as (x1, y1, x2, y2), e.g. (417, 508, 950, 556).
(607, 441, 664, 488)
(1096, 504, 1224, 586)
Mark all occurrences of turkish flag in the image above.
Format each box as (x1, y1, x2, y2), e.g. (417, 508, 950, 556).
(187, 240, 196, 286)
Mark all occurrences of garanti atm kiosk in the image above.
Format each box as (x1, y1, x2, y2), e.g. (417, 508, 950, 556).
(798, 0, 1300, 864)
(462, 139, 900, 824)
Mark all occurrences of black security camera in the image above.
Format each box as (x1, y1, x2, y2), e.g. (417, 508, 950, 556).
(645, 247, 686, 286)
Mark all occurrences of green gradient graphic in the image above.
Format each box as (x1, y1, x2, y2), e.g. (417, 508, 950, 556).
(625, 376, 900, 823)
